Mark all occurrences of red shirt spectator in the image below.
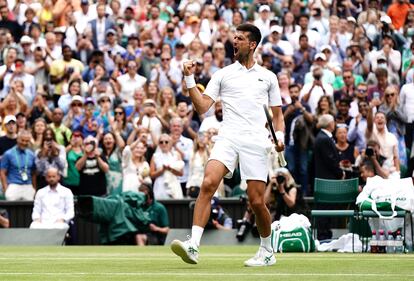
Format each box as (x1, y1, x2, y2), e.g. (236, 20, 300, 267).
(387, 0, 414, 30)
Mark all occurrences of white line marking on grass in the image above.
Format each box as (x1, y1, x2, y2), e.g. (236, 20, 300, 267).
(0, 273, 414, 277)
(0, 254, 413, 262)
(0, 257, 413, 261)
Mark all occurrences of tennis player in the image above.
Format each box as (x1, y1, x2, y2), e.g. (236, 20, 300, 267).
(171, 23, 285, 267)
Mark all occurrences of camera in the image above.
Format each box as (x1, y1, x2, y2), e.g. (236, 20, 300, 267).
(313, 8, 321, 17)
(276, 175, 285, 184)
(67, 67, 74, 75)
(366, 147, 374, 157)
(314, 73, 322, 81)
(210, 207, 219, 221)
(236, 218, 250, 242)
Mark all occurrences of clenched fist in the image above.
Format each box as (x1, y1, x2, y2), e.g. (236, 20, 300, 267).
(183, 60, 196, 76)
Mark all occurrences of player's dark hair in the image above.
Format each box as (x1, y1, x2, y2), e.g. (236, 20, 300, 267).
(236, 23, 261, 50)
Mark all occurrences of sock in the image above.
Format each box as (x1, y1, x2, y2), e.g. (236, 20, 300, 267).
(260, 233, 272, 252)
(191, 225, 204, 247)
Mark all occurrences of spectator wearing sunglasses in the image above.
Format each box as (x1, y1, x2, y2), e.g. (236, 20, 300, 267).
(64, 96, 84, 132)
(378, 86, 407, 168)
(110, 106, 133, 142)
(78, 97, 103, 138)
(151, 52, 182, 92)
(95, 93, 113, 134)
(150, 134, 184, 199)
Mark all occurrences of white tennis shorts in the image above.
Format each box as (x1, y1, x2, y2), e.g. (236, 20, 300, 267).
(209, 134, 272, 182)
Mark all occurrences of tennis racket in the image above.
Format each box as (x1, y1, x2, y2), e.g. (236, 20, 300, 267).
(263, 104, 287, 167)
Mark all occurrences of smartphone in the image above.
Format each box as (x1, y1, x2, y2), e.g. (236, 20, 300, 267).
(101, 75, 110, 82)
(85, 142, 95, 153)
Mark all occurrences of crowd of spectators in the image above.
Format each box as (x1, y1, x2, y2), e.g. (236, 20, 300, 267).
(1, 0, 414, 242)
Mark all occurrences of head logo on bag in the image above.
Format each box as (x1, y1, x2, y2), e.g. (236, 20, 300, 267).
(280, 232, 303, 238)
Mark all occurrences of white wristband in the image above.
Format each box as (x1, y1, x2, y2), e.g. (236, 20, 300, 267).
(275, 131, 284, 143)
(185, 74, 196, 89)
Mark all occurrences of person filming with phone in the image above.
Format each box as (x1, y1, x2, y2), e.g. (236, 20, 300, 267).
(300, 65, 334, 114)
(75, 136, 109, 196)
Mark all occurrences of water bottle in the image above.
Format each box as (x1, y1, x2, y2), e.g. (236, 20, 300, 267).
(370, 230, 378, 253)
(386, 230, 395, 254)
(378, 229, 386, 253)
(395, 231, 404, 254)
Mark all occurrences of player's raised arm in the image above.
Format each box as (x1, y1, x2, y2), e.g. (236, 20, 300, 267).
(183, 60, 214, 115)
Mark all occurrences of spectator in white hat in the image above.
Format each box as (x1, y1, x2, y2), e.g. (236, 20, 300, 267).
(135, 99, 163, 144)
(304, 52, 335, 85)
(372, 15, 406, 51)
(0, 115, 17, 156)
(262, 25, 294, 59)
(300, 66, 334, 114)
(19, 35, 34, 62)
(320, 44, 341, 73)
(63, 95, 85, 132)
(254, 5, 271, 39)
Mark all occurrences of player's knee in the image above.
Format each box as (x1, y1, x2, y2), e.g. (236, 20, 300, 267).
(249, 198, 265, 212)
(200, 177, 218, 195)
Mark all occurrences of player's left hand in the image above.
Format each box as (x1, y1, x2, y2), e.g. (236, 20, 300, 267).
(275, 140, 284, 152)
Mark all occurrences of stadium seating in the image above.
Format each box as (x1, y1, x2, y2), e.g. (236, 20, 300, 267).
(311, 178, 360, 249)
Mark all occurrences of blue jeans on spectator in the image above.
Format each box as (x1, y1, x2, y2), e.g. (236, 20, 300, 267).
(285, 145, 308, 195)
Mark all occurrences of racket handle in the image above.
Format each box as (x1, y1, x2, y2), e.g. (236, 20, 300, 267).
(277, 151, 287, 167)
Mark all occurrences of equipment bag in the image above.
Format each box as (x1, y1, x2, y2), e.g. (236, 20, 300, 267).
(356, 176, 414, 219)
(274, 226, 315, 252)
(271, 214, 315, 252)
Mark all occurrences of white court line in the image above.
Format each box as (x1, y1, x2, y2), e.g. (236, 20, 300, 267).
(0, 273, 413, 277)
(0, 257, 413, 261)
(0, 253, 411, 258)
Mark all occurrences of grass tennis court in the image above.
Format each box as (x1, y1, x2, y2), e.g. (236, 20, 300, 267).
(0, 246, 413, 281)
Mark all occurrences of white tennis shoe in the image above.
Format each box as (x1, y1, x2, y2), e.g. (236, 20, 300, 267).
(244, 246, 276, 267)
(171, 237, 199, 265)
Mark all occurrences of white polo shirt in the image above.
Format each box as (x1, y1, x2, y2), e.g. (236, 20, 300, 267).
(117, 73, 147, 106)
(203, 61, 282, 139)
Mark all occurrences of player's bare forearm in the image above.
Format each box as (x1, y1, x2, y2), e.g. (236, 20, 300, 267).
(188, 87, 214, 115)
(183, 59, 214, 114)
(270, 106, 285, 133)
